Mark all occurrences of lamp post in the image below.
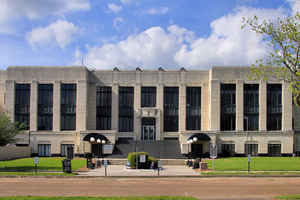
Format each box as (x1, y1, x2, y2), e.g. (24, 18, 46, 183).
(187, 140, 192, 166)
(96, 139, 101, 160)
(101, 139, 106, 163)
(192, 137, 198, 159)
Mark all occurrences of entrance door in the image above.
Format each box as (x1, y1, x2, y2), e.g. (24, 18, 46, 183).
(191, 143, 203, 157)
(141, 118, 156, 141)
(91, 144, 103, 158)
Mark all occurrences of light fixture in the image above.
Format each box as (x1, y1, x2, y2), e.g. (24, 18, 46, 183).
(90, 137, 95, 143)
(97, 139, 101, 143)
(193, 137, 198, 142)
(102, 140, 106, 144)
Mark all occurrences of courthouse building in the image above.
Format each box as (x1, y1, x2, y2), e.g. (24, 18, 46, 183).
(0, 66, 299, 158)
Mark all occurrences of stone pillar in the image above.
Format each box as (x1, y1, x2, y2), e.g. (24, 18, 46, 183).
(111, 83, 119, 132)
(157, 84, 164, 139)
(236, 80, 244, 131)
(76, 80, 88, 131)
(179, 84, 186, 132)
(210, 80, 220, 131)
(87, 84, 96, 130)
(53, 81, 61, 132)
(5, 80, 15, 121)
(282, 81, 292, 131)
(134, 84, 141, 140)
(259, 81, 267, 131)
(30, 81, 38, 131)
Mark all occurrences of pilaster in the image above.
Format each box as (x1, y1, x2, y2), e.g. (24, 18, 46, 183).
(76, 80, 88, 131)
(179, 84, 186, 132)
(236, 80, 244, 131)
(259, 80, 267, 131)
(209, 80, 220, 131)
(157, 84, 164, 138)
(5, 80, 15, 121)
(282, 81, 292, 131)
(111, 83, 119, 131)
(30, 81, 38, 131)
(134, 84, 141, 140)
(53, 81, 61, 132)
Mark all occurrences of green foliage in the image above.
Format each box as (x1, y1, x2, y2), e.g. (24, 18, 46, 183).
(242, 13, 300, 103)
(0, 112, 25, 146)
(128, 152, 158, 169)
(276, 194, 300, 199)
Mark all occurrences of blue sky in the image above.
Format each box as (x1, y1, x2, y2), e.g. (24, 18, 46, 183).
(0, 0, 299, 70)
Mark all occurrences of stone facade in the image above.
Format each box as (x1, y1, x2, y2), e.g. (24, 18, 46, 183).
(0, 66, 297, 157)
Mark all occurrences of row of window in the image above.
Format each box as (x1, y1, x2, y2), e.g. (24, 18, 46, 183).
(221, 143, 281, 156)
(38, 144, 74, 157)
(14, 83, 284, 132)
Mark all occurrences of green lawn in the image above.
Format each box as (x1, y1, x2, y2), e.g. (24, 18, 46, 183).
(0, 197, 196, 200)
(0, 157, 86, 172)
(206, 157, 300, 171)
(0, 172, 75, 176)
(275, 194, 300, 199)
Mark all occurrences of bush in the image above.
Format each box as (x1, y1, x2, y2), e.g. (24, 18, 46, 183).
(128, 152, 158, 169)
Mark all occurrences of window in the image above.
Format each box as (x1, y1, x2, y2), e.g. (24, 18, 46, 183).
(141, 87, 156, 107)
(267, 84, 282, 130)
(268, 144, 281, 156)
(186, 87, 201, 130)
(38, 144, 51, 157)
(221, 144, 235, 157)
(245, 144, 258, 156)
(221, 84, 236, 131)
(61, 144, 74, 157)
(96, 86, 112, 130)
(38, 84, 53, 130)
(15, 84, 30, 130)
(119, 87, 134, 132)
(164, 87, 179, 132)
(244, 84, 259, 131)
(61, 84, 76, 130)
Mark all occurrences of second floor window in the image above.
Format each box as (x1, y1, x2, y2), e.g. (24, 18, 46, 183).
(61, 84, 76, 130)
(119, 87, 134, 132)
(38, 84, 53, 130)
(244, 84, 259, 131)
(141, 87, 156, 107)
(186, 87, 201, 130)
(267, 84, 282, 131)
(164, 87, 178, 132)
(221, 84, 236, 131)
(15, 83, 30, 130)
(96, 86, 112, 130)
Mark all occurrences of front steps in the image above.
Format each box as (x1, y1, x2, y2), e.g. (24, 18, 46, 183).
(106, 158, 186, 165)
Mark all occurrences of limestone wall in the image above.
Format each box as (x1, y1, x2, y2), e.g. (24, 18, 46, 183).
(0, 146, 31, 161)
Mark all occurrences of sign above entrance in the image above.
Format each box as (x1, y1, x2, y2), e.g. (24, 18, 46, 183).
(139, 108, 159, 118)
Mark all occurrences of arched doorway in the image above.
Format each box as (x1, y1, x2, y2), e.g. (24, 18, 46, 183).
(83, 133, 109, 157)
(188, 133, 211, 157)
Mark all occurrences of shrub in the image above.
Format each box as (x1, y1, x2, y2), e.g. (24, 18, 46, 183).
(128, 152, 158, 169)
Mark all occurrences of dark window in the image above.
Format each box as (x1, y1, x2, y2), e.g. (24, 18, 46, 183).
(245, 144, 258, 156)
(141, 87, 156, 107)
(244, 84, 259, 131)
(164, 87, 179, 132)
(267, 84, 282, 130)
(38, 84, 53, 130)
(268, 144, 281, 156)
(15, 84, 30, 130)
(61, 144, 74, 157)
(61, 84, 76, 130)
(221, 84, 236, 131)
(186, 87, 201, 130)
(96, 86, 112, 130)
(221, 144, 235, 157)
(119, 87, 134, 132)
(38, 144, 51, 157)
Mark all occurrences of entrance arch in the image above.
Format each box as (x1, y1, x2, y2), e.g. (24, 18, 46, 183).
(83, 133, 109, 157)
(188, 133, 211, 157)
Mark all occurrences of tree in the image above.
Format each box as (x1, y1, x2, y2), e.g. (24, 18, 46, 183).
(242, 13, 300, 105)
(0, 112, 25, 146)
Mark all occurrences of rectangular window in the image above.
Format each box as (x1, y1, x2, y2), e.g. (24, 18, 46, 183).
(141, 87, 156, 107)
(96, 86, 112, 130)
(38, 144, 51, 157)
(268, 144, 281, 156)
(164, 87, 179, 132)
(186, 87, 201, 130)
(15, 84, 30, 130)
(267, 84, 282, 131)
(221, 144, 235, 157)
(38, 84, 53, 130)
(61, 84, 76, 130)
(245, 144, 258, 156)
(244, 84, 259, 131)
(221, 84, 236, 131)
(61, 144, 74, 157)
(119, 87, 134, 132)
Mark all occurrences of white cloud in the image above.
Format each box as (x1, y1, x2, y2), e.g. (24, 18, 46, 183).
(77, 6, 286, 69)
(0, 0, 90, 23)
(26, 20, 79, 48)
(108, 3, 123, 13)
(287, 0, 300, 15)
(146, 7, 169, 15)
(120, 0, 132, 4)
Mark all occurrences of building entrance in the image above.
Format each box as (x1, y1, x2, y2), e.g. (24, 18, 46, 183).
(191, 143, 203, 157)
(141, 118, 156, 140)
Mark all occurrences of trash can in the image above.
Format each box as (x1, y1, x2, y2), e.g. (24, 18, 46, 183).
(62, 159, 72, 173)
(192, 158, 200, 169)
(96, 160, 102, 168)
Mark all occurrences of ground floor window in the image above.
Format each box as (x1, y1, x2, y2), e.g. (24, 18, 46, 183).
(245, 144, 258, 156)
(38, 144, 51, 157)
(221, 144, 235, 157)
(61, 144, 74, 157)
(268, 144, 281, 156)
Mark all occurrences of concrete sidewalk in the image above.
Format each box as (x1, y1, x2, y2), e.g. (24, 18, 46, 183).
(77, 165, 200, 176)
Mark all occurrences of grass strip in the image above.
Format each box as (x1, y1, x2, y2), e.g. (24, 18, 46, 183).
(275, 194, 300, 199)
(0, 172, 75, 176)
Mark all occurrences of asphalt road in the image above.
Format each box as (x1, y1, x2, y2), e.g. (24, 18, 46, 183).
(1, 177, 300, 200)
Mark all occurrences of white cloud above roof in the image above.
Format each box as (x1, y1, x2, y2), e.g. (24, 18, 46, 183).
(108, 3, 123, 13)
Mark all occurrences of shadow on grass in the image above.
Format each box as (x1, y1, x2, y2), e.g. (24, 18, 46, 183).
(0, 166, 62, 172)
